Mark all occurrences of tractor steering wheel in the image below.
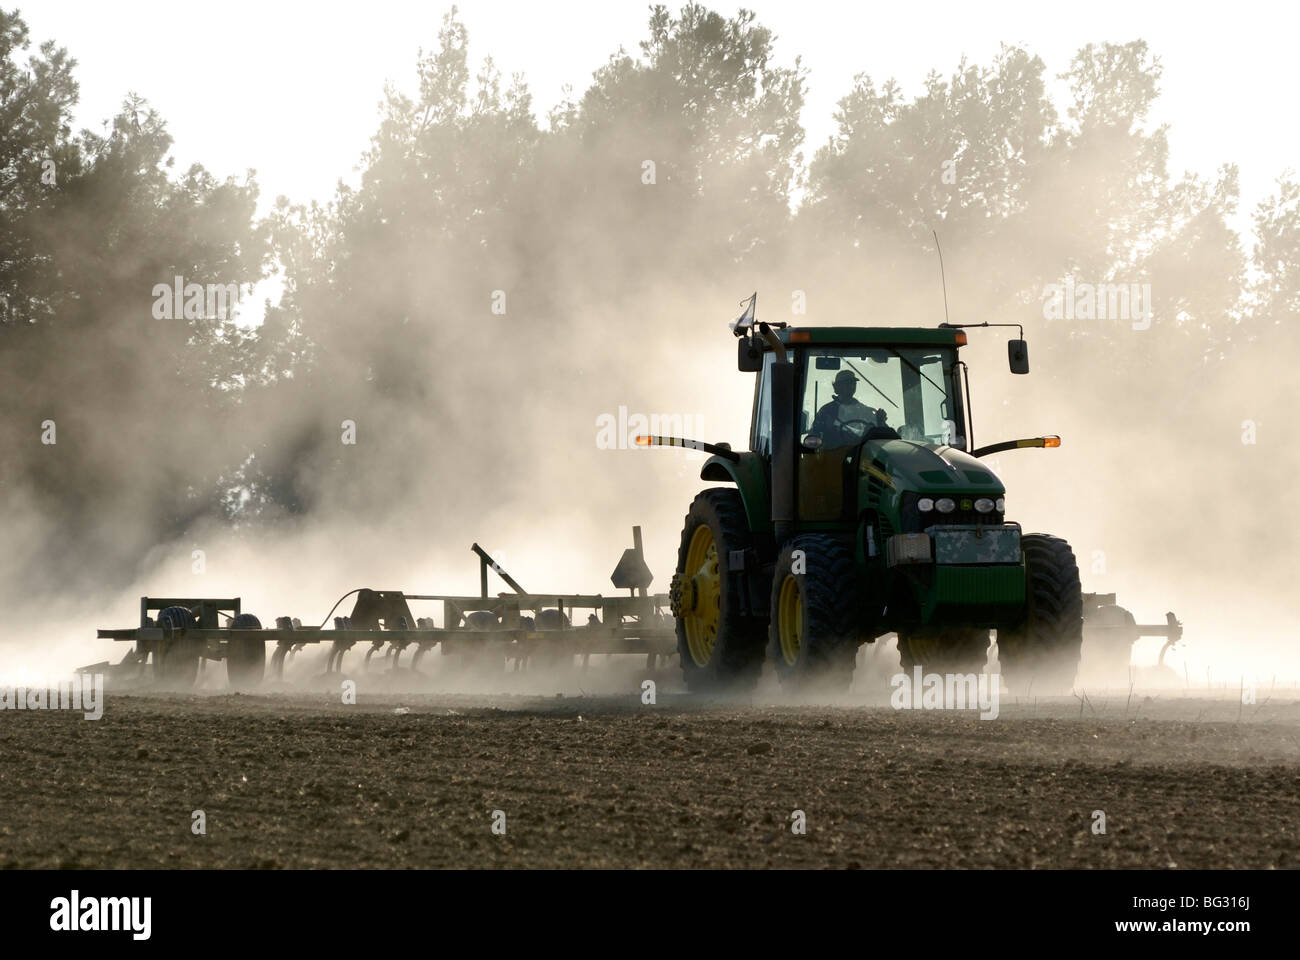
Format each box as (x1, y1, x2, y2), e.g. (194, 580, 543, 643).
(827, 418, 873, 447)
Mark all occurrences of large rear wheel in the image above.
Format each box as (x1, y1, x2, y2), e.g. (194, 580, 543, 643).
(671, 489, 766, 692)
(766, 535, 859, 692)
(996, 534, 1083, 694)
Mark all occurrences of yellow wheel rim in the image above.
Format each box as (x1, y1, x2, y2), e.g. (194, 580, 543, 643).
(682, 524, 721, 666)
(777, 574, 802, 666)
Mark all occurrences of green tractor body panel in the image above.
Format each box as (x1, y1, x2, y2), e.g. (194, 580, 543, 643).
(860, 439, 1003, 495)
(700, 452, 772, 534)
(853, 439, 1017, 626)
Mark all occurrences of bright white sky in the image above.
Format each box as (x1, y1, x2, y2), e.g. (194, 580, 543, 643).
(22, 0, 1297, 228)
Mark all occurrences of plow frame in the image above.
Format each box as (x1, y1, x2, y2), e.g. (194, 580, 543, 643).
(93, 528, 678, 685)
(97, 592, 676, 682)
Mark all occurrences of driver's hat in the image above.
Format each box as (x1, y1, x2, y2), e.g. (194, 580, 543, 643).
(833, 369, 856, 389)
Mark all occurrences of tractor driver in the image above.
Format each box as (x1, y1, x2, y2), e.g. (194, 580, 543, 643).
(811, 369, 882, 446)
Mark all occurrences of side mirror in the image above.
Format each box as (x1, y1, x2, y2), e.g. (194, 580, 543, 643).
(1008, 339, 1029, 375)
(738, 335, 763, 372)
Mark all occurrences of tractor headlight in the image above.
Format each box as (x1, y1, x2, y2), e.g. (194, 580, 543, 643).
(974, 498, 994, 513)
(995, 497, 1005, 512)
(935, 498, 956, 514)
(917, 497, 935, 512)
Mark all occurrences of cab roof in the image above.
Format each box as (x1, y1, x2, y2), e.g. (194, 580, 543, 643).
(777, 326, 964, 346)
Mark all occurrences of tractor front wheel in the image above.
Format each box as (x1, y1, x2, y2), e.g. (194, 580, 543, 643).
(898, 628, 990, 675)
(996, 534, 1083, 694)
(672, 489, 766, 692)
(766, 535, 859, 692)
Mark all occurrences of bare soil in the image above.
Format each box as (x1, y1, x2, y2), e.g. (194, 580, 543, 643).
(2, 680, 1298, 869)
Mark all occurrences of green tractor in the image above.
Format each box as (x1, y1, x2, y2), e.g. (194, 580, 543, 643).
(644, 300, 1082, 694)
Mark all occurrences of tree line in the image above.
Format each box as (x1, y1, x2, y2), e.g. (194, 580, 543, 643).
(2, 5, 1294, 597)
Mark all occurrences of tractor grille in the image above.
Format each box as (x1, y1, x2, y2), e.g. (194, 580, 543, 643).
(863, 509, 895, 560)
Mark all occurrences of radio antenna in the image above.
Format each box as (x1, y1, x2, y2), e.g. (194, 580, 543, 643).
(933, 229, 950, 327)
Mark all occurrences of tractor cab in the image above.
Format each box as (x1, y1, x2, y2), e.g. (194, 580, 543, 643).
(745, 326, 979, 529)
(751, 332, 967, 451)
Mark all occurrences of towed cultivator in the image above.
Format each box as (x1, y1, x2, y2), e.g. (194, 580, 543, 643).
(1080, 592, 1183, 678)
(90, 529, 676, 688)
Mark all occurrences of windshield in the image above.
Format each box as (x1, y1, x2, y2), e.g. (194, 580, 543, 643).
(799, 345, 963, 450)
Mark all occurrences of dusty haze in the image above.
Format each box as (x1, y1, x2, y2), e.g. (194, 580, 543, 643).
(2, 6, 1296, 692)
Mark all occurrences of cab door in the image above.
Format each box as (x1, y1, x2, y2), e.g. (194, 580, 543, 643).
(795, 353, 848, 521)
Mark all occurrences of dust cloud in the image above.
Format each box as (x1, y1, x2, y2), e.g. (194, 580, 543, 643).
(2, 7, 1296, 695)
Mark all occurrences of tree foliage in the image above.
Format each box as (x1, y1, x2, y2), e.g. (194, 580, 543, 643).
(0, 5, 1294, 597)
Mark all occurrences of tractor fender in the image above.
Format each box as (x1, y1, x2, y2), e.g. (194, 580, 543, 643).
(699, 452, 772, 534)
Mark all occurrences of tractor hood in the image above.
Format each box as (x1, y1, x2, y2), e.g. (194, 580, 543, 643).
(863, 439, 1005, 495)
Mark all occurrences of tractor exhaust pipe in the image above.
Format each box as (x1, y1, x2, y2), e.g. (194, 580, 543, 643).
(769, 357, 795, 544)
